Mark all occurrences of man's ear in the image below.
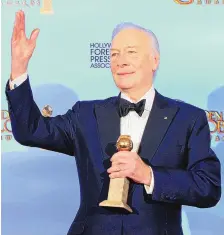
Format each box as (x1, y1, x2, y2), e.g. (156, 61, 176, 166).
(152, 51, 160, 72)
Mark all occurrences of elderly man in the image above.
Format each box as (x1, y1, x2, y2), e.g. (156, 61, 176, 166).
(6, 10, 221, 235)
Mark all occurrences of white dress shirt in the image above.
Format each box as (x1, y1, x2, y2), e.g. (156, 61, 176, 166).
(120, 87, 155, 194)
(9, 73, 155, 194)
(9, 72, 28, 89)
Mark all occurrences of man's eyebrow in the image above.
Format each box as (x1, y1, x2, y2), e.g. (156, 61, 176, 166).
(125, 46, 138, 49)
(110, 46, 139, 51)
(110, 48, 119, 51)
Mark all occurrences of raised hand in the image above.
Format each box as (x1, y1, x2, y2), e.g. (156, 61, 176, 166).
(11, 10, 40, 80)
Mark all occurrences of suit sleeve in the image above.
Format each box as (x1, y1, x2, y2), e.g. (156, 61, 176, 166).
(5, 76, 79, 156)
(151, 110, 221, 208)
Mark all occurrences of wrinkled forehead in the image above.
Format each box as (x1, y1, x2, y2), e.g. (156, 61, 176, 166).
(111, 28, 152, 51)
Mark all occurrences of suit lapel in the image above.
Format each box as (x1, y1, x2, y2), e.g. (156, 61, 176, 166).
(139, 90, 179, 162)
(131, 90, 179, 194)
(94, 97, 120, 170)
(94, 97, 121, 202)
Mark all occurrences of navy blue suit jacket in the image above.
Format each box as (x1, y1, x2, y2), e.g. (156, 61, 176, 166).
(5, 78, 221, 235)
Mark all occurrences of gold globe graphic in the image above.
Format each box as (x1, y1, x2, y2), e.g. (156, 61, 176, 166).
(41, 105, 53, 117)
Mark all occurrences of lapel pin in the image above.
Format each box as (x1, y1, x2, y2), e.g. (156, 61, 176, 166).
(164, 116, 168, 119)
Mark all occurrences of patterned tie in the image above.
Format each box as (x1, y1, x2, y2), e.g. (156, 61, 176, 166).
(118, 98, 146, 117)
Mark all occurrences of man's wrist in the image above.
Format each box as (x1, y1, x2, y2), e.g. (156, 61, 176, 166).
(11, 63, 28, 80)
(11, 70, 27, 80)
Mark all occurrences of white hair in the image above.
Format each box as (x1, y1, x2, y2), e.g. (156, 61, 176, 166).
(111, 22, 160, 78)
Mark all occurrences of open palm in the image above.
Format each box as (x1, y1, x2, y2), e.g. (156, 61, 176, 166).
(11, 10, 39, 78)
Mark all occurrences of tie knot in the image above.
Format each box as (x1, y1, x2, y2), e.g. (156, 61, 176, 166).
(118, 98, 146, 117)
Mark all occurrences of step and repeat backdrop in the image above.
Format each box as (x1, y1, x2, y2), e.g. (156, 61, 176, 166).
(1, 1, 224, 235)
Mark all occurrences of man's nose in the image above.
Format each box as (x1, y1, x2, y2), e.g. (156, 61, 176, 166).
(117, 54, 129, 67)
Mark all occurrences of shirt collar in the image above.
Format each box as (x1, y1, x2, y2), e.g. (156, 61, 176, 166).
(120, 85, 155, 111)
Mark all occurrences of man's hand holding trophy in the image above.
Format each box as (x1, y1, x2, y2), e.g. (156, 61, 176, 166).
(99, 135, 152, 213)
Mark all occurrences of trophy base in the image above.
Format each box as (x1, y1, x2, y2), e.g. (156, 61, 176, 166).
(40, 9, 54, 14)
(99, 200, 133, 213)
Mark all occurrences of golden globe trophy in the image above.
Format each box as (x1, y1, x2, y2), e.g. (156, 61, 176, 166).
(99, 135, 133, 213)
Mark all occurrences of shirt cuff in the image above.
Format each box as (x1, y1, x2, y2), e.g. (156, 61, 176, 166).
(9, 72, 28, 90)
(144, 168, 154, 194)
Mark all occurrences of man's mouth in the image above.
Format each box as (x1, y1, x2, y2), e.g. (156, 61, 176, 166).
(117, 72, 135, 76)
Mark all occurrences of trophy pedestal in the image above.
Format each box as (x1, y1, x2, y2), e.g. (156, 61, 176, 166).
(99, 177, 133, 213)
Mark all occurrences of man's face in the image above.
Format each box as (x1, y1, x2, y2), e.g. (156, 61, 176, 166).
(110, 28, 159, 93)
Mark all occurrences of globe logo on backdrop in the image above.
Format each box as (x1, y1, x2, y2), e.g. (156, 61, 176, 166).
(41, 105, 53, 117)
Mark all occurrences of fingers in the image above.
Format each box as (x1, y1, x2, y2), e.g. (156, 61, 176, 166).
(12, 10, 25, 42)
(17, 10, 22, 32)
(12, 10, 39, 44)
(18, 10, 24, 31)
(110, 151, 131, 163)
(107, 163, 128, 173)
(29, 28, 40, 42)
(109, 170, 130, 179)
(21, 10, 25, 32)
(18, 10, 26, 39)
(12, 12, 19, 42)
(111, 157, 129, 164)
